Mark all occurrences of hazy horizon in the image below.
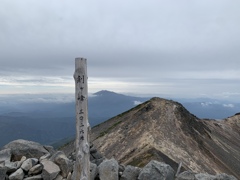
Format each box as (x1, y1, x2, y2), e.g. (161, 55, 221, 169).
(0, 90, 240, 104)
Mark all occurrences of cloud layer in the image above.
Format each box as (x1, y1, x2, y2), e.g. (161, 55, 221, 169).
(1, 0, 240, 100)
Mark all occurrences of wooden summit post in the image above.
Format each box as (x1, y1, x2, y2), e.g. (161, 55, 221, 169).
(73, 58, 90, 180)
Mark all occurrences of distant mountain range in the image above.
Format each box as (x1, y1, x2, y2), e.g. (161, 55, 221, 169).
(0, 90, 149, 147)
(0, 90, 239, 147)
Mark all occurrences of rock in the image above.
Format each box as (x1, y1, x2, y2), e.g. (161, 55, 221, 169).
(90, 162, 97, 180)
(23, 174, 43, 180)
(68, 152, 76, 162)
(66, 172, 72, 180)
(216, 173, 238, 180)
(9, 168, 25, 180)
(21, 158, 38, 171)
(196, 173, 238, 180)
(54, 174, 64, 180)
(90, 147, 97, 154)
(0, 148, 12, 163)
(50, 151, 73, 178)
(120, 165, 141, 180)
(90, 146, 104, 166)
(91, 150, 103, 159)
(39, 153, 51, 162)
(138, 160, 175, 180)
(41, 159, 60, 180)
(0, 166, 8, 179)
(3, 139, 49, 161)
(118, 164, 125, 174)
(28, 164, 43, 176)
(195, 173, 216, 180)
(98, 158, 119, 180)
(91, 157, 105, 166)
(70, 163, 76, 180)
(17, 156, 27, 168)
(43, 145, 55, 155)
(5, 160, 18, 173)
(176, 171, 196, 180)
(176, 172, 237, 180)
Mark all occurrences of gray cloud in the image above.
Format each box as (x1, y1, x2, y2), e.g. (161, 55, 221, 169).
(0, 0, 240, 99)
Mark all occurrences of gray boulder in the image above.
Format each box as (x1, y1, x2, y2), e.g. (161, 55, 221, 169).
(3, 139, 49, 161)
(176, 171, 196, 180)
(176, 171, 238, 180)
(28, 164, 43, 176)
(195, 173, 216, 180)
(91, 157, 105, 166)
(138, 160, 175, 180)
(23, 174, 43, 180)
(120, 165, 141, 180)
(0, 167, 8, 180)
(17, 156, 27, 168)
(98, 158, 119, 180)
(5, 160, 18, 173)
(23, 175, 43, 180)
(66, 172, 72, 180)
(90, 162, 97, 180)
(43, 145, 55, 155)
(9, 168, 24, 180)
(0, 148, 11, 163)
(41, 159, 60, 180)
(39, 153, 51, 162)
(21, 158, 38, 171)
(50, 151, 73, 178)
(195, 173, 237, 180)
(54, 174, 64, 180)
(216, 173, 238, 180)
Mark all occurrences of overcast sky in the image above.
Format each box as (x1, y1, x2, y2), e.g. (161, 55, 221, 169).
(1, 0, 240, 100)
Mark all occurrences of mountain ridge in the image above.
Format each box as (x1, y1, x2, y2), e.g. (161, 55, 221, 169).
(90, 97, 240, 179)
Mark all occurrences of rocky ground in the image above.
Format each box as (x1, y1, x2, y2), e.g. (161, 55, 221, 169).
(0, 139, 238, 180)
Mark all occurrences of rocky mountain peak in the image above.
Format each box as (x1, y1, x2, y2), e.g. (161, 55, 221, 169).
(91, 97, 240, 179)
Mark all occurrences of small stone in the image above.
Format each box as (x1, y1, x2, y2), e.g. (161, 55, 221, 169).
(98, 158, 119, 180)
(216, 173, 237, 180)
(0, 148, 12, 163)
(23, 174, 42, 180)
(90, 162, 97, 180)
(118, 164, 125, 173)
(138, 160, 175, 180)
(91, 157, 105, 166)
(90, 147, 97, 153)
(120, 165, 141, 180)
(28, 164, 43, 175)
(17, 156, 27, 168)
(66, 172, 71, 180)
(41, 159, 60, 180)
(39, 153, 51, 162)
(43, 145, 55, 155)
(0, 162, 4, 168)
(54, 174, 64, 180)
(9, 168, 25, 180)
(91, 151, 103, 159)
(0, 166, 8, 180)
(5, 160, 18, 173)
(176, 170, 196, 180)
(21, 158, 38, 171)
(50, 151, 73, 178)
(195, 173, 216, 180)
